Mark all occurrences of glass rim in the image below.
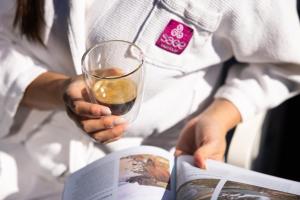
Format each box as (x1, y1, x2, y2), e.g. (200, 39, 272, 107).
(81, 40, 144, 80)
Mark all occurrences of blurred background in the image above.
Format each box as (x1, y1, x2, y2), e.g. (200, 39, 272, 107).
(252, 94, 300, 182)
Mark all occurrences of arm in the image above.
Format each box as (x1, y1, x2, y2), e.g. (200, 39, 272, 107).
(0, 1, 127, 142)
(197, 98, 241, 132)
(215, 0, 300, 121)
(176, 0, 300, 168)
(20, 71, 128, 143)
(0, 1, 49, 137)
(175, 98, 241, 169)
(21, 71, 70, 110)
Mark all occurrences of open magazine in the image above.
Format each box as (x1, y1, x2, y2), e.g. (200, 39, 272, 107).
(63, 146, 300, 200)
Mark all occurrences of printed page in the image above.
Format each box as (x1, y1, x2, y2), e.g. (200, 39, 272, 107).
(176, 156, 300, 200)
(63, 145, 175, 200)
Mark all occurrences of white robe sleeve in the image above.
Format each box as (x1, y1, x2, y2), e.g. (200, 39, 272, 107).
(0, 1, 50, 138)
(0, 36, 47, 138)
(214, 0, 300, 121)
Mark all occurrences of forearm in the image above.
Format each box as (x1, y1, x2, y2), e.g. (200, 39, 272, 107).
(21, 71, 71, 110)
(200, 98, 242, 134)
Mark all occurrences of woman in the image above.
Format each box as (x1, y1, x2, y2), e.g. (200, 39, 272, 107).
(1, 0, 300, 199)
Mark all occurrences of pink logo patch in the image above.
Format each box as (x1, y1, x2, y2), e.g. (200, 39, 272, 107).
(156, 19, 193, 55)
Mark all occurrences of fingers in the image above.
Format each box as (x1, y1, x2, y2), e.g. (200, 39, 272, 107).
(90, 124, 128, 143)
(62, 77, 111, 118)
(175, 137, 195, 156)
(174, 149, 186, 157)
(80, 116, 126, 133)
(175, 142, 208, 169)
(62, 76, 126, 143)
(68, 100, 111, 118)
(193, 144, 225, 169)
(174, 146, 208, 169)
(66, 106, 127, 143)
(174, 118, 198, 157)
(193, 146, 210, 169)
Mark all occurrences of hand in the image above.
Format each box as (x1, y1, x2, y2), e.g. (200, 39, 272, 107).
(175, 99, 241, 169)
(63, 76, 128, 143)
(175, 115, 227, 169)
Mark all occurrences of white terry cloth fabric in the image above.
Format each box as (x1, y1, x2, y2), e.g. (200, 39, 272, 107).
(1, 0, 300, 199)
(0, 0, 90, 199)
(0, 142, 63, 200)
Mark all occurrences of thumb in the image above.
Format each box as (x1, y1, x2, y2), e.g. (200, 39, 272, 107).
(193, 145, 213, 169)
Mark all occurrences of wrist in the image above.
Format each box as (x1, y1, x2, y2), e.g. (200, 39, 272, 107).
(22, 72, 71, 109)
(57, 77, 72, 108)
(199, 98, 242, 133)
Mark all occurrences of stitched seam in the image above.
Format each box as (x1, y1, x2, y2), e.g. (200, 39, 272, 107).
(161, 0, 222, 32)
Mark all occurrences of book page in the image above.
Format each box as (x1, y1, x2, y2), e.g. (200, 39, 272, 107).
(176, 156, 300, 200)
(63, 145, 175, 200)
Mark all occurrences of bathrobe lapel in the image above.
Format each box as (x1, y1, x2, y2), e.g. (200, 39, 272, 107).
(67, 0, 86, 74)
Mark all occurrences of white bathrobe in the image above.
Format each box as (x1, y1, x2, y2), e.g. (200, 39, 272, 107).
(1, 0, 300, 199)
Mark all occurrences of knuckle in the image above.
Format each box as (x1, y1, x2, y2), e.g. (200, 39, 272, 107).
(73, 102, 81, 114)
(89, 105, 96, 114)
(102, 117, 113, 128)
(111, 127, 123, 138)
(80, 121, 89, 132)
(89, 104, 100, 116)
(90, 134, 100, 142)
(89, 135, 100, 143)
(93, 133, 105, 143)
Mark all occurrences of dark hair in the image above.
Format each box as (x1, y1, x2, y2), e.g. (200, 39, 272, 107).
(13, 0, 45, 45)
(297, 1, 300, 19)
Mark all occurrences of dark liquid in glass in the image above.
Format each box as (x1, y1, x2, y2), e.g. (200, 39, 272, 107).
(98, 98, 136, 115)
(93, 78, 137, 115)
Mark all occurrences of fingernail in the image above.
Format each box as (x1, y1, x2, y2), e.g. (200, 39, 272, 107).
(92, 108, 102, 116)
(102, 107, 111, 115)
(195, 157, 207, 170)
(113, 118, 127, 126)
(202, 163, 207, 170)
(174, 150, 180, 157)
(103, 137, 121, 144)
(199, 159, 207, 170)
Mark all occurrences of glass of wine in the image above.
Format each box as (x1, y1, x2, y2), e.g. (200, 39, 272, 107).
(81, 40, 144, 122)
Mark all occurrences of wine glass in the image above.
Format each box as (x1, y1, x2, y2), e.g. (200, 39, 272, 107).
(81, 40, 144, 123)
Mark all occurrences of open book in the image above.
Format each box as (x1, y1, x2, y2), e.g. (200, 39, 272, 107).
(63, 145, 300, 200)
